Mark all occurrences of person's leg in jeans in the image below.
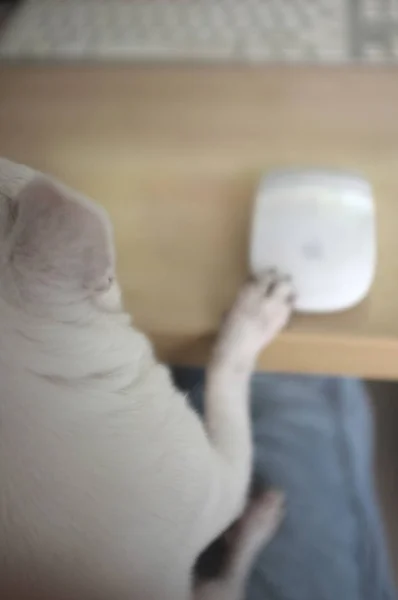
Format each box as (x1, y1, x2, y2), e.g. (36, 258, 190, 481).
(172, 368, 396, 600)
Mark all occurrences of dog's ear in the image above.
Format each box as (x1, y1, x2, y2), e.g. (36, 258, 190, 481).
(8, 177, 115, 296)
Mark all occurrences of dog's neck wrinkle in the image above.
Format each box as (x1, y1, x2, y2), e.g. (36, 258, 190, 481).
(0, 300, 154, 389)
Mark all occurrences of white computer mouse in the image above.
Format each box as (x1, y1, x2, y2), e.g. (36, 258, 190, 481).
(249, 169, 376, 313)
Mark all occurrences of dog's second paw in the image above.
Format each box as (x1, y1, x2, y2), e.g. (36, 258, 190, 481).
(238, 490, 285, 550)
(215, 269, 295, 368)
(223, 489, 285, 572)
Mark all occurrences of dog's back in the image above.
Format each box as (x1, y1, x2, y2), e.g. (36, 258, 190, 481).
(0, 159, 217, 599)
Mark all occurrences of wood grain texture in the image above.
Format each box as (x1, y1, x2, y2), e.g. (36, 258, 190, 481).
(0, 64, 397, 378)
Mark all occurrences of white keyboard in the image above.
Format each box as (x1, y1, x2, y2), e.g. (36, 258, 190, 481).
(0, 0, 348, 62)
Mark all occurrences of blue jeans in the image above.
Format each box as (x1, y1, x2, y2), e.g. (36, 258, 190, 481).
(172, 368, 396, 600)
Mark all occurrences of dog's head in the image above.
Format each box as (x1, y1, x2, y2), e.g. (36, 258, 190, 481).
(0, 177, 121, 315)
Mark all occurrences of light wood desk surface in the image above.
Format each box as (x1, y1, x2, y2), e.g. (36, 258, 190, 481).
(0, 64, 397, 379)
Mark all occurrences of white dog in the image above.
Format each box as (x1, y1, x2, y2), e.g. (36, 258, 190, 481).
(0, 158, 293, 600)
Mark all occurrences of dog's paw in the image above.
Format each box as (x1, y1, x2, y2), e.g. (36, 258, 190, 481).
(235, 269, 294, 338)
(215, 269, 295, 368)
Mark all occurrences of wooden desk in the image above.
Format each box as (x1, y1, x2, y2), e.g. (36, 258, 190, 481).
(0, 64, 398, 378)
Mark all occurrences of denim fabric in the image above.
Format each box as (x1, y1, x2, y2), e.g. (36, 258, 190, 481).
(172, 368, 396, 600)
